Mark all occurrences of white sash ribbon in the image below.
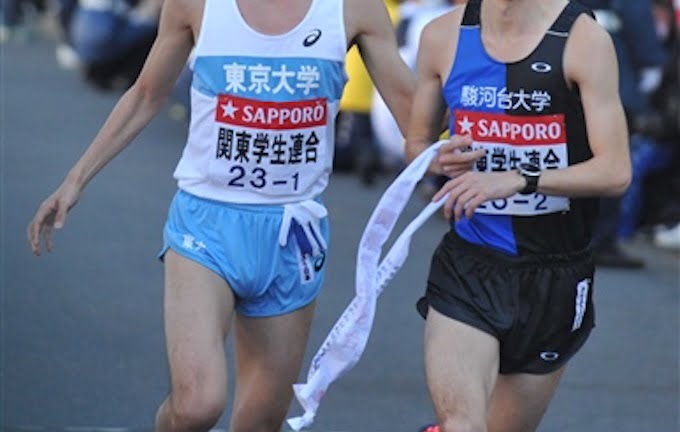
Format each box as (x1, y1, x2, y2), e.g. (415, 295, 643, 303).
(287, 141, 448, 431)
(279, 199, 329, 257)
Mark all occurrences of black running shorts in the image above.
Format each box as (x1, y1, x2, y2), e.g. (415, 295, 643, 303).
(417, 231, 596, 375)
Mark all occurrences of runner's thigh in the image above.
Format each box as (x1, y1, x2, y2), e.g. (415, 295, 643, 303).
(425, 307, 500, 429)
(163, 249, 235, 407)
(229, 302, 316, 430)
(487, 368, 565, 432)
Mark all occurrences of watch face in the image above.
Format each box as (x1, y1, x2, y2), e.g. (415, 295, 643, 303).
(519, 162, 541, 175)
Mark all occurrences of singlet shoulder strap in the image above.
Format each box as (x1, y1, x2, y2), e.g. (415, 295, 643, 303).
(549, 1, 595, 36)
(396, 16, 412, 47)
(461, 0, 481, 27)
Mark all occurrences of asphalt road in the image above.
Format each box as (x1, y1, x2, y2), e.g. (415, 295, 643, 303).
(1, 37, 678, 432)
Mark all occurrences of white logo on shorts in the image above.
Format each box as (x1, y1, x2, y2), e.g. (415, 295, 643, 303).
(540, 352, 560, 362)
(297, 247, 315, 285)
(572, 278, 591, 331)
(181, 234, 207, 252)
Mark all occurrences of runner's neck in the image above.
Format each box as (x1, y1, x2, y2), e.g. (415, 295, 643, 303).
(235, 0, 313, 35)
(480, 0, 559, 37)
(479, 0, 566, 63)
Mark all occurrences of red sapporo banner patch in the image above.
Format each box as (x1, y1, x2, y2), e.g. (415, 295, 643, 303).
(453, 110, 566, 146)
(216, 95, 327, 130)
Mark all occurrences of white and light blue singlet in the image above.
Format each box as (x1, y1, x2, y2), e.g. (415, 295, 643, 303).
(174, 0, 347, 204)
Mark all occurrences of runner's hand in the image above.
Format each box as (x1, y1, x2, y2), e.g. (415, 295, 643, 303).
(433, 170, 525, 221)
(27, 182, 82, 256)
(432, 134, 486, 177)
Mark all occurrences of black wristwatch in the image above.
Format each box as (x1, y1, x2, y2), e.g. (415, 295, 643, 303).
(518, 162, 541, 195)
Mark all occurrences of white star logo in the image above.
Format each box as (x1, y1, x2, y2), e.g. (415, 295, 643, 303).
(221, 100, 238, 118)
(457, 115, 474, 134)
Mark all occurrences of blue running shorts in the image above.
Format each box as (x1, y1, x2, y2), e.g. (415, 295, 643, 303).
(159, 190, 330, 317)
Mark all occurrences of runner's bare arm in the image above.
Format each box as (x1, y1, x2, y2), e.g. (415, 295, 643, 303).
(65, 0, 195, 189)
(404, 12, 484, 175)
(345, 0, 414, 135)
(535, 15, 631, 197)
(404, 21, 448, 163)
(27, 0, 195, 255)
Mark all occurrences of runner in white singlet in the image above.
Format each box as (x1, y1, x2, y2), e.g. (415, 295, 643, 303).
(27, 0, 415, 430)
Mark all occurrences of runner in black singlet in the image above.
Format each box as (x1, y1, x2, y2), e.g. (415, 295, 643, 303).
(405, 1, 631, 431)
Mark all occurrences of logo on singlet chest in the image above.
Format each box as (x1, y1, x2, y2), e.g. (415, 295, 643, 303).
(303, 29, 322, 47)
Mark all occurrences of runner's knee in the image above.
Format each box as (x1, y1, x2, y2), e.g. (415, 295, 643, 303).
(231, 398, 289, 432)
(168, 378, 225, 430)
(439, 414, 486, 432)
(231, 416, 285, 432)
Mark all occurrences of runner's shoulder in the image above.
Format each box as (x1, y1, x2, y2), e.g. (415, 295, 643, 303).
(161, 0, 203, 28)
(565, 13, 617, 83)
(419, 6, 464, 49)
(567, 12, 614, 56)
(344, 0, 388, 18)
(344, 0, 396, 42)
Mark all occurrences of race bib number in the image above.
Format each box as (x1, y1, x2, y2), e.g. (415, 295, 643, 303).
(208, 95, 328, 195)
(454, 109, 571, 216)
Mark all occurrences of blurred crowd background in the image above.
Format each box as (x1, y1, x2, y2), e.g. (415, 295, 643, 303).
(2, 0, 678, 268)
